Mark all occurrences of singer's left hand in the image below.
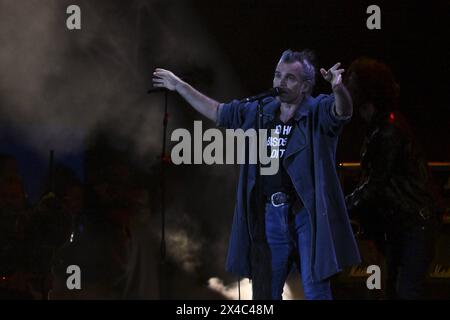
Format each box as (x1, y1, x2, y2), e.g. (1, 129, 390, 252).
(320, 63, 345, 88)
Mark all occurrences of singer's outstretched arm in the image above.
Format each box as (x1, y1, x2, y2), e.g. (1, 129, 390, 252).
(320, 63, 353, 118)
(152, 68, 220, 122)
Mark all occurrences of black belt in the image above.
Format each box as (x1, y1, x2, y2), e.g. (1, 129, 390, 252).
(266, 192, 304, 212)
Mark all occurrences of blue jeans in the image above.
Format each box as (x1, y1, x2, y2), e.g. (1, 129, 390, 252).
(265, 202, 332, 300)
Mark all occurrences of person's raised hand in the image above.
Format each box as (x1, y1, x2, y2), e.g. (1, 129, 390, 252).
(152, 68, 184, 91)
(320, 62, 345, 89)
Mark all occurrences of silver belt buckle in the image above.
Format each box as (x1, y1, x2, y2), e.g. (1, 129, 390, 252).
(271, 192, 285, 207)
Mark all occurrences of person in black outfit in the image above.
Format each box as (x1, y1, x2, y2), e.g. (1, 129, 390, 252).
(344, 57, 441, 299)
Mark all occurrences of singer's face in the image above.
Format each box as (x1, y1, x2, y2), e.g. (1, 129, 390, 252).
(273, 61, 305, 104)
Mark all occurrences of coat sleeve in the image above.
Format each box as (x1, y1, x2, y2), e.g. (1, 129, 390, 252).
(318, 94, 352, 137)
(216, 99, 251, 130)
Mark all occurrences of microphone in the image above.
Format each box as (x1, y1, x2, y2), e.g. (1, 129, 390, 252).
(240, 87, 284, 103)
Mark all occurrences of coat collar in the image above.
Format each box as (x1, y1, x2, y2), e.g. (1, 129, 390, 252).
(284, 96, 315, 159)
(260, 96, 313, 126)
(255, 96, 314, 161)
(294, 96, 314, 121)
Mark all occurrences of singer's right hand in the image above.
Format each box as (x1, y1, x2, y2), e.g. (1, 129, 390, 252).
(152, 68, 184, 91)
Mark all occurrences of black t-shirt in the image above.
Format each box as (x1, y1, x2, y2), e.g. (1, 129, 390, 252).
(262, 115, 295, 197)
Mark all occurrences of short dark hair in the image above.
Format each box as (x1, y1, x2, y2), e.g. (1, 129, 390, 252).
(279, 49, 316, 94)
(345, 57, 400, 112)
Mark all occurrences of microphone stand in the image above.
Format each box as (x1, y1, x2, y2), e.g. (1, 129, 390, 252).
(149, 88, 169, 299)
(250, 97, 267, 300)
(238, 90, 280, 299)
(160, 90, 170, 299)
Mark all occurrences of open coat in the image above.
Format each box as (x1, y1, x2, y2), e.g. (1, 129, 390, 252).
(217, 94, 361, 285)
